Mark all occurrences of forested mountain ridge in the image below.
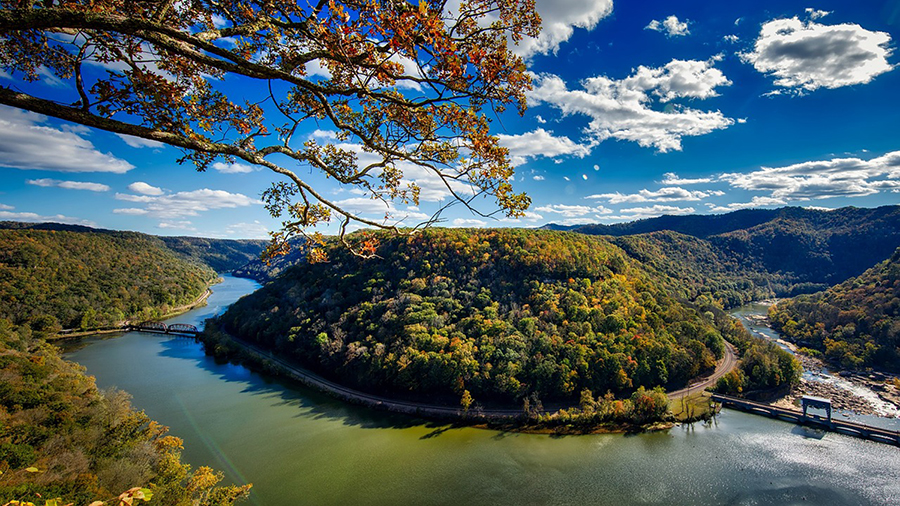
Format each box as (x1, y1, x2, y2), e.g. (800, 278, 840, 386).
(0, 227, 218, 331)
(0, 222, 268, 274)
(208, 228, 796, 407)
(550, 206, 900, 299)
(770, 247, 900, 371)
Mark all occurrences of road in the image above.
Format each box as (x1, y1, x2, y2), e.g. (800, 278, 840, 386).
(667, 341, 738, 399)
(219, 332, 738, 420)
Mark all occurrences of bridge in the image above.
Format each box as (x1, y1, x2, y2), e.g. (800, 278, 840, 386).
(129, 321, 200, 336)
(711, 394, 900, 447)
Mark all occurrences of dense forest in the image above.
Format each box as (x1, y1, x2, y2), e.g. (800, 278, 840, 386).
(770, 248, 900, 372)
(209, 229, 797, 407)
(0, 228, 218, 331)
(158, 236, 267, 273)
(553, 206, 900, 298)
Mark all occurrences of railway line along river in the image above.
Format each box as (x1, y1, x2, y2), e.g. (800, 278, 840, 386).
(64, 275, 900, 505)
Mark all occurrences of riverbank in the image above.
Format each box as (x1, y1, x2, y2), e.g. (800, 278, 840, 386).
(50, 278, 219, 341)
(738, 310, 900, 419)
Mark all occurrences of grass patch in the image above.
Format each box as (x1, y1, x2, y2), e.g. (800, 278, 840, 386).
(669, 391, 716, 422)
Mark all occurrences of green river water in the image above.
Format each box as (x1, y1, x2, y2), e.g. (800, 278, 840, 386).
(64, 275, 900, 505)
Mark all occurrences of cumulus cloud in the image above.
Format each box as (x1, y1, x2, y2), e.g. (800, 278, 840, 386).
(212, 161, 256, 174)
(529, 58, 733, 152)
(805, 8, 831, 20)
(497, 128, 592, 166)
(222, 221, 269, 239)
(533, 175, 545, 181)
(720, 150, 900, 201)
(451, 218, 488, 228)
(26, 178, 110, 192)
(0, 106, 134, 173)
(0, 203, 13, 210)
(615, 205, 696, 218)
(116, 133, 164, 149)
(534, 203, 612, 217)
(586, 186, 723, 204)
(646, 15, 691, 37)
(332, 197, 431, 225)
(114, 188, 258, 219)
(741, 17, 894, 91)
(513, 0, 613, 57)
(706, 196, 787, 213)
(660, 172, 713, 185)
(127, 182, 164, 196)
(0, 210, 95, 226)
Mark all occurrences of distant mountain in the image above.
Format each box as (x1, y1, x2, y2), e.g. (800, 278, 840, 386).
(555, 206, 900, 297)
(159, 235, 268, 273)
(0, 221, 268, 273)
(770, 247, 900, 372)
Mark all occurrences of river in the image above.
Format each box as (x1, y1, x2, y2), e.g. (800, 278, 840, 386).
(64, 276, 900, 506)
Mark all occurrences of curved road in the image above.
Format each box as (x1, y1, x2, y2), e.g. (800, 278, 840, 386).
(668, 341, 737, 399)
(220, 333, 738, 420)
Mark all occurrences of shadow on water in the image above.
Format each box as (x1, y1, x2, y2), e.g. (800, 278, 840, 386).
(154, 335, 430, 432)
(791, 425, 826, 440)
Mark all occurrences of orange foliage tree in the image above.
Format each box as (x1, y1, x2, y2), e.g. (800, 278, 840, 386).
(0, 0, 539, 257)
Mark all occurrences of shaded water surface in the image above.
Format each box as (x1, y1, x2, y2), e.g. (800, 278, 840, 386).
(66, 279, 900, 505)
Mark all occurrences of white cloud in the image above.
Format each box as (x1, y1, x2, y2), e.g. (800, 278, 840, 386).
(720, 150, 900, 201)
(0, 210, 95, 226)
(112, 208, 149, 215)
(331, 197, 431, 225)
(805, 8, 831, 20)
(116, 133, 164, 149)
(157, 220, 197, 231)
(499, 210, 545, 223)
(533, 175, 545, 181)
(127, 182, 164, 196)
(534, 203, 612, 217)
(114, 188, 258, 219)
(741, 17, 893, 91)
(646, 15, 690, 37)
(26, 178, 110, 192)
(497, 128, 592, 166)
(0, 106, 134, 173)
(0, 203, 12, 210)
(529, 58, 733, 152)
(212, 161, 256, 174)
(723, 34, 740, 43)
(706, 196, 787, 212)
(616, 205, 696, 218)
(451, 218, 487, 228)
(660, 172, 713, 185)
(513, 0, 613, 57)
(586, 186, 722, 204)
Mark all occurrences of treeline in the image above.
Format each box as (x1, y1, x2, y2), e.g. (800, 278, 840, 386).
(0, 324, 250, 504)
(212, 229, 735, 407)
(0, 228, 217, 332)
(557, 206, 900, 306)
(769, 248, 900, 371)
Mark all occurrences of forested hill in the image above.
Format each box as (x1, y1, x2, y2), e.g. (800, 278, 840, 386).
(550, 206, 900, 297)
(0, 222, 268, 273)
(769, 247, 900, 372)
(0, 226, 218, 331)
(211, 228, 742, 406)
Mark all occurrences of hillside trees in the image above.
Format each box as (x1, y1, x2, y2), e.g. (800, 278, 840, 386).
(0, 0, 540, 258)
(209, 229, 736, 404)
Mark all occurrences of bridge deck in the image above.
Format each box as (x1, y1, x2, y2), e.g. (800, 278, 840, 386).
(711, 394, 899, 446)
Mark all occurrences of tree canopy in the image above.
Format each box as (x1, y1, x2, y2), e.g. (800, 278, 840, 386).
(0, 0, 540, 257)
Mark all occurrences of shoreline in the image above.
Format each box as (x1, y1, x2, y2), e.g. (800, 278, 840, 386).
(202, 328, 723, 434)
(50, 278, 219, 341)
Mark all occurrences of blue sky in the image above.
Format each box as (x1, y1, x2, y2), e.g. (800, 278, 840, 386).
(1, 0, 899, 238)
